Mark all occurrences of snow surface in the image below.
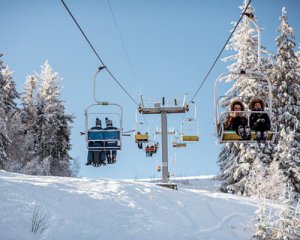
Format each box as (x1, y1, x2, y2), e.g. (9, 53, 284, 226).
(0, 171, 265, 240)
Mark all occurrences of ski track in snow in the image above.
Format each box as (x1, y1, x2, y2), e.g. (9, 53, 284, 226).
(0, 171, 273, 240)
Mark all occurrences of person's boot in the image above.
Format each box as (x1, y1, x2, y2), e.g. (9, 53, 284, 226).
(85, 161, 92, 166)
(262, 131, 268, 141)
(238, 126, 246, 140)
(256, 131, 262, 141)
(245, 126, 251, 140)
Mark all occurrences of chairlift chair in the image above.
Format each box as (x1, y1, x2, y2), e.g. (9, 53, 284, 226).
(180, 103, 200, 142)
(172, 135, 187, 148)
(85, 106, 123, 152)
(145, 142, 159, 157)
(214, 15, 276, 143)
(214, 70, 276, 143)
(135, 133, 149, 143)
(84, 67, 123, 153)
(134, 111, 150, 144)
(170, 154, 176, 177)
(172, 142, 187, 148)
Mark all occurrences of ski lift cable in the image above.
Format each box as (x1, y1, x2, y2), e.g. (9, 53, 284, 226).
(189, 0, 252, 104)
(106, 0, 150, 127)
(142, 114, 149, 127)
(106, 0, 143, 96)
(60, 0, 139, 106)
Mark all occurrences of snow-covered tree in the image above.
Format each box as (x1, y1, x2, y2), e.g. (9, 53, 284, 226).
(246, 159, 285, 200)
(0, 53, 20, 170)
(0, 54, 10, 169)
(21, 75, 38, 131)
(254, 187, 300, 240)
(271, 186, 300, 240)
(218, 2, 273, 196)
(29, 61, 74, 176)
(18, 75, 39, 173)
(5, 110, 28, 172)
(271, 7, 300, 199)
(253, 200, 273, 240)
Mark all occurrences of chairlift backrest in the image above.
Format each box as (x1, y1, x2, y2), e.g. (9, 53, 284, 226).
(85, 103, 123, 150)
(214, 70, 273, 128)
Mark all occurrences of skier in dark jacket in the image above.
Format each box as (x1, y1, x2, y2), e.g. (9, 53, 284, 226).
(104, 117, 118, 164)
(249, 99, 271, 141)
(86, 118, 106, 166)
(224, 100, 251, 140)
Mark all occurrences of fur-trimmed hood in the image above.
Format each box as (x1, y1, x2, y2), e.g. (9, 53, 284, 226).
(249, 98, 265, 110)
(229, 100, 245, 111)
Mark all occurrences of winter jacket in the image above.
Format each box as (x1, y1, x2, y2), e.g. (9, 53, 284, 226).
(250, 112, 271, 131)
(224, 115, 248, 132)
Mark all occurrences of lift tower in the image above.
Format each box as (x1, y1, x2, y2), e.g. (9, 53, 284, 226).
(138, 95, 188, 189)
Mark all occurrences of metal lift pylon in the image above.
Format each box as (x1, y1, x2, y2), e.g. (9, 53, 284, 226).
(138, 95, 189, 190)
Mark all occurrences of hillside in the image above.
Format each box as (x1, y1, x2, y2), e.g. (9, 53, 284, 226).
(0, 171, 263, 240)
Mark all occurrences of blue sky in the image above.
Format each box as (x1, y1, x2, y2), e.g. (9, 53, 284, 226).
(1, 0, 300, 179)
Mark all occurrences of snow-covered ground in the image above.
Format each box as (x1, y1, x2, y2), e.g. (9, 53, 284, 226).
(0, 170, 263, 240)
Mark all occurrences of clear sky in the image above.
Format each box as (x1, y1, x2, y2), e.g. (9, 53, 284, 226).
(1, 0, 300, 179)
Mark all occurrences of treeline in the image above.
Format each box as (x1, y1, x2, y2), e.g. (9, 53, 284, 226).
(0, 57, 75, 176)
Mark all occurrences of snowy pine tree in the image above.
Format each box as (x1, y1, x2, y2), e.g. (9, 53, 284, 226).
(0, 53, 21, 170)
(247, 160, 285, 200)
(21, 74, 38, 134)
(29, 61, 74, 176)
(271, 7, 300, 199)
(253, 200, 273, 240)
(19, 74, 40, 173)
(218, 2, 273, 196)
(253, 187, 300, 240)
(271, 186, 300, 240)
(0, 53, 11, 169)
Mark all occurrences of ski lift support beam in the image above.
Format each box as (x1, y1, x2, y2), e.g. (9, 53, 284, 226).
(138, 95, 188, 188)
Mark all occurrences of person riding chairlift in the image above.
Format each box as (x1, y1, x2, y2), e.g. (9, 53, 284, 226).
(249, 99, 271, 141)
(149, 145, 154, 157)
(224, 100, 251, 140)
(145, 145, 150, 157)
(104, 117, 118, 164)
(86, 118, 106, 166)
(136, 131, 143, 149)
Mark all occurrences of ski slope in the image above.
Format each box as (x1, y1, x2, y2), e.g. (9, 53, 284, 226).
(0, 171, 260, 240)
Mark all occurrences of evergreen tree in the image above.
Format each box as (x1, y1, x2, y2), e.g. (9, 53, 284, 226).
(254, 187, 300, 240)
(218, 2, 273, 195)
(5, 110, 27, 172)
(34, 61, 74, 176)
(0, 53, 20, 170)
(247, 160, 285, 200)
(271, 7, 300, 198)
(21, 75, 38, 133)
(0, 53, 10, 169)
(253, 200, 273, 240)
(272, 186, 300, 239)
(19, 75, 39, 174)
